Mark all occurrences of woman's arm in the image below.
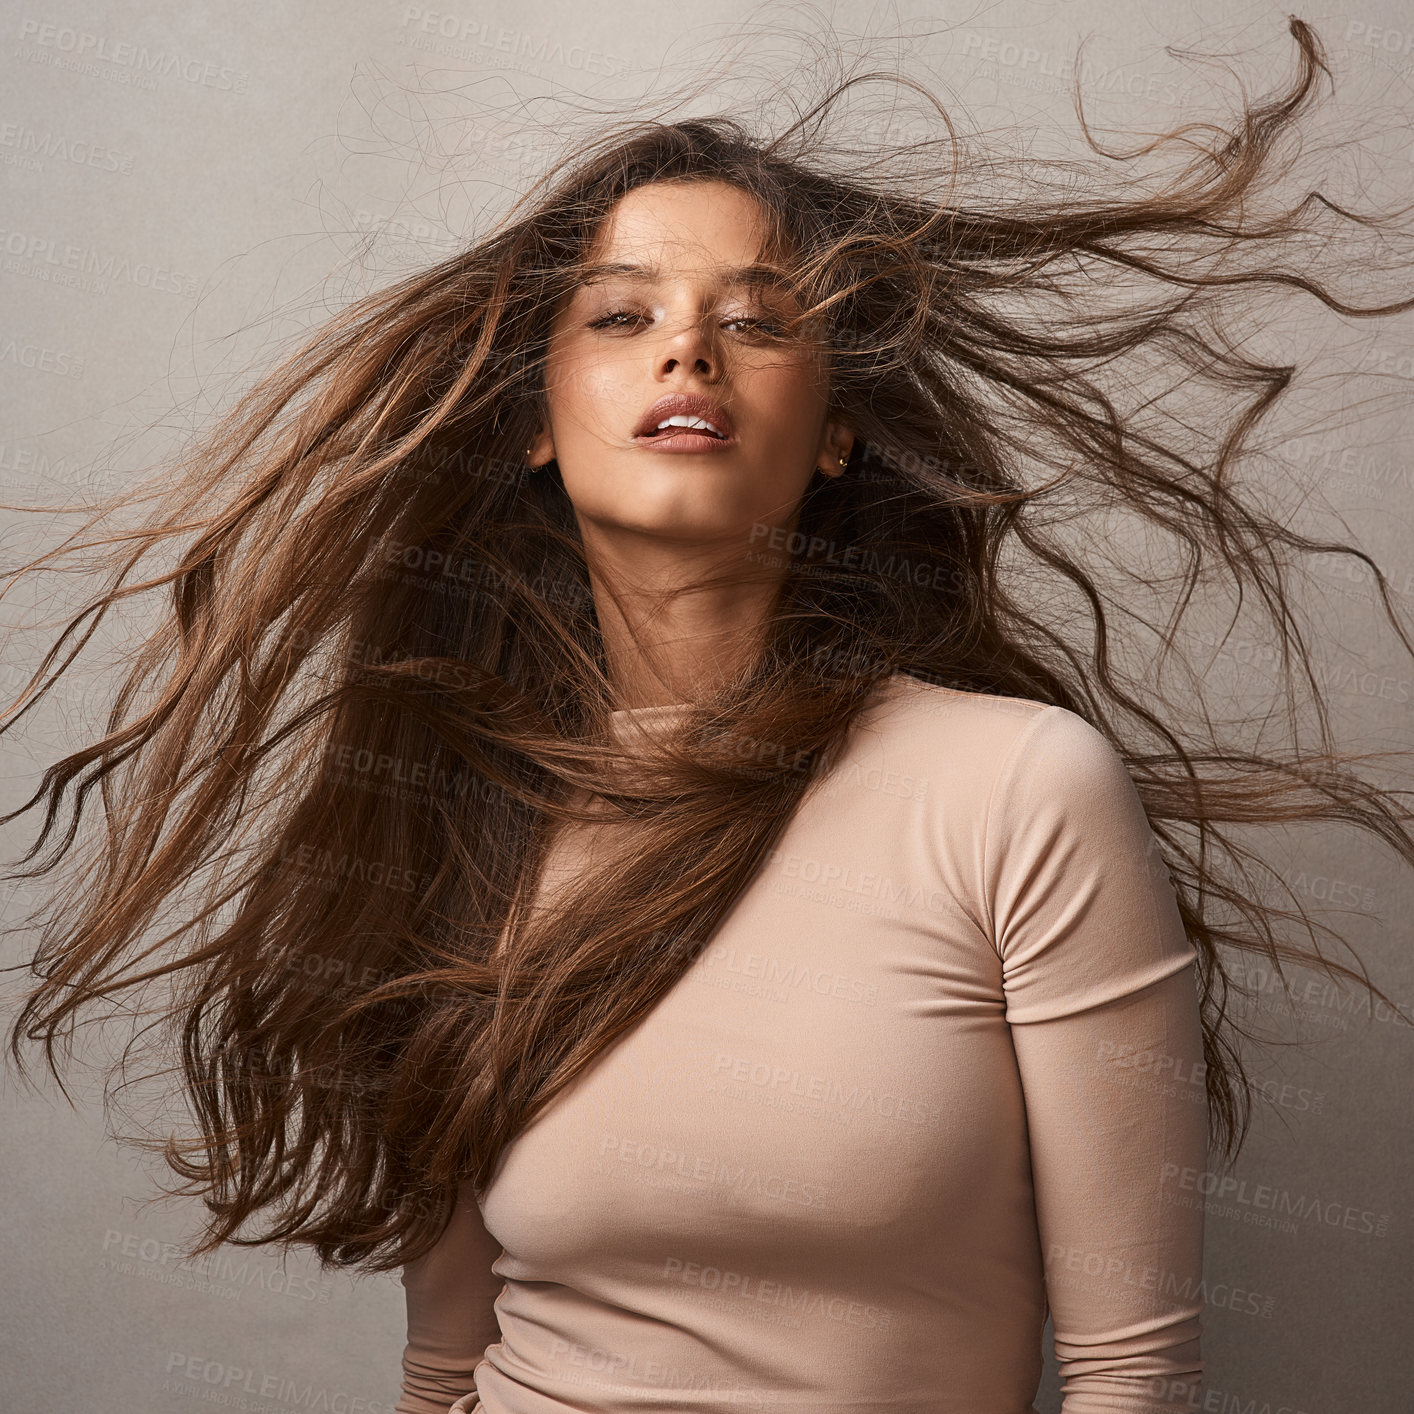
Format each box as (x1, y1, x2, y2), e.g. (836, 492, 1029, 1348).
(1010, 970, 1206, 1412)
(394, 1178, 505, 1414)
(984, 706, 1207, 1413)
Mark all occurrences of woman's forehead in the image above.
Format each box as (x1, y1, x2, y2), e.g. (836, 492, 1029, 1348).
(569, 257, 801, 301)
(582, 180, 788, 270)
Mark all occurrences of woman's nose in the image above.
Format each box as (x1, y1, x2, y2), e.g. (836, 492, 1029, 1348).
(654, 314, 718, 377)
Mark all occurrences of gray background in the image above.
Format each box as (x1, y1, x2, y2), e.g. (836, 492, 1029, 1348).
(2, 2, 1412, 1411)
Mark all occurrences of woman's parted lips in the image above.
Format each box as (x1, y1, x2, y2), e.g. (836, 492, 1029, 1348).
(632, 392, 736, 441)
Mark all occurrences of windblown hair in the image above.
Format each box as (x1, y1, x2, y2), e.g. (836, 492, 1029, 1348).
(4, 17, 1413, 1273)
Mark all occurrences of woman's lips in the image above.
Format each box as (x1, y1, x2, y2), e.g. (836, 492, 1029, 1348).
(631, 428, 738, 453)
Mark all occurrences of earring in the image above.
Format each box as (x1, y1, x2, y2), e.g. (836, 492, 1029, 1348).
(838, 451, 848, 468)
(525, 447, 537, 472)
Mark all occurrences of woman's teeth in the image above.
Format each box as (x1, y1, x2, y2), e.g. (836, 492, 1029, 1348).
(654, 416, 723, 437)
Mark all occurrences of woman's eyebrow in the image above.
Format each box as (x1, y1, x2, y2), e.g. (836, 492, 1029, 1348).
(574, 260, 798, 296)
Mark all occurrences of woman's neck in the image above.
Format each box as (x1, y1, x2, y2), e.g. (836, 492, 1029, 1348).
(597, 584, 778, 710)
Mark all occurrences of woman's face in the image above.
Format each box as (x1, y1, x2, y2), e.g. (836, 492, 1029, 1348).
(529, 179, 853, 564)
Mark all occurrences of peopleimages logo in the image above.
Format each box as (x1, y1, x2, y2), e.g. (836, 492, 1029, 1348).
(397, 8, 630, 78)
(15, 20, 249, 94)
(598, 1132, 829, 1209)
(0, 119, 135, 174)
(662, 1256, 895, 1331)
(698, 943, 880, 1008)
(101, 1230, 333, 1303)
(162, 1354, 392, 1412)
(0, 225, 198, 296)
(1160, 1164, 1390, 1236)
(710, 1052, 942, 1126)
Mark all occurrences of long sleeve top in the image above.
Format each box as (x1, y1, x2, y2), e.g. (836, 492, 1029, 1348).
(394, 673, 1207, 1414)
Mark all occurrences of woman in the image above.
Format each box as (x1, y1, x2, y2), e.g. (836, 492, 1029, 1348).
(4, 17, 1412, 1414)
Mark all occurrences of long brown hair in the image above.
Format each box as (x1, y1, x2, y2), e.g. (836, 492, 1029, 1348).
(4, 17, 1413, 1274)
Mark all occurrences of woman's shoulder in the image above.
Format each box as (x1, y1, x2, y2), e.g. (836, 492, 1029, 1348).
(861, 672, 1128, 797)
(863, 671, 1052, 748)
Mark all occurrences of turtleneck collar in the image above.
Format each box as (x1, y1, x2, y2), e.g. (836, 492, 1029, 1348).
(607, 700, 694, 744)
(605, 672, 908, 743)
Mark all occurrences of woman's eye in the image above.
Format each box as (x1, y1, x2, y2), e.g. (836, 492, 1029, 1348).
(585, 309, 787, 336)
(587, 308, 644, 330)
(723, 315, 786, 335)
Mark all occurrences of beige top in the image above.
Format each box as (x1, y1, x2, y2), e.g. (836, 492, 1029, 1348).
(395, 673, 1206, 1414)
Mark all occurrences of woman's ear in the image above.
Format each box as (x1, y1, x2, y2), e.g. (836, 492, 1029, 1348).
(526, 426, 554, 468)
(815, 418, 855, 479)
